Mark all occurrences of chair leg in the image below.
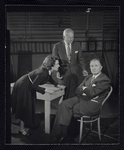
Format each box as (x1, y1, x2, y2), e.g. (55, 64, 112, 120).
(79, 117, 83, 143)
(98, 117, 101, 140)
(90, 117, 92, 130)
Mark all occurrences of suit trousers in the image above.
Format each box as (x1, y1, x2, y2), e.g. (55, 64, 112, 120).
(51, 67, 78, 99)
(52, 96, 80, 136)
(59, 69, 78, 99)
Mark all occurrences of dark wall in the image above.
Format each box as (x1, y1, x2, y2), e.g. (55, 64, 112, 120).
(7, 6, 119, 92)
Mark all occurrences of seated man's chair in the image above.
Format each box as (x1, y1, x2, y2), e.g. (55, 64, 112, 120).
(76, 86, 113, 143)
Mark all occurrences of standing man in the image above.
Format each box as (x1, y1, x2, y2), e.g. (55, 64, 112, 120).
(52, 28, 88, 99)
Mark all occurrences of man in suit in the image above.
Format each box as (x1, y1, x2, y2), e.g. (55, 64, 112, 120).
(51, 58, 111, 143)
(52, 28, 88, 99)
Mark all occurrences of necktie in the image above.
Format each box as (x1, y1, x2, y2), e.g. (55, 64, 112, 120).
(91, 76, 95, 84)
(67, 44, 71, 61)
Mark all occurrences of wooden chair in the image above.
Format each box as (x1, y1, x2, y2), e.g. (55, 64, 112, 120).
(77, 86, 113, 143)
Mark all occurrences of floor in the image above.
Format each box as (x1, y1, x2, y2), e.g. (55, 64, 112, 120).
(10, 91, 119, 145)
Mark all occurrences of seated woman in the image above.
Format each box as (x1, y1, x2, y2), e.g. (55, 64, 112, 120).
(11, 55, 64, 136)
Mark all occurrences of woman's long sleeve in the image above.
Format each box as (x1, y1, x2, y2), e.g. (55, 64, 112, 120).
(31, 74, 46, 94)
(49, 75, 58, 86)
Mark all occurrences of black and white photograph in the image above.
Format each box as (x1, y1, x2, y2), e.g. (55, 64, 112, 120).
(5, 5, 120, 145)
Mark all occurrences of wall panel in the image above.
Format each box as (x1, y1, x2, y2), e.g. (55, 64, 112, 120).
(7, 9, 119, 53)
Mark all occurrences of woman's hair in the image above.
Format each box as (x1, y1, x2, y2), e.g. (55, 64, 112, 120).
(41, 55, 58, 70)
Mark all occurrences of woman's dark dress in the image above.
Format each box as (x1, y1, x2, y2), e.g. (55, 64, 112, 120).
(12, 67, 58, 127)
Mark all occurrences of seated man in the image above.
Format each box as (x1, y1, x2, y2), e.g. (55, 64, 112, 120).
(51, 58, 111, 143)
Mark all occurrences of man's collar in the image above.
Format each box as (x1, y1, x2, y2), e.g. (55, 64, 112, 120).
(64, 41, 71, 46)
(93, 72, 101, 78)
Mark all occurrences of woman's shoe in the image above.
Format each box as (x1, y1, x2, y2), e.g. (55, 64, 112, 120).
(18, 129, 30, 136)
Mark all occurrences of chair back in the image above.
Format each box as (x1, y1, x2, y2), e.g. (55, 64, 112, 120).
(102, 86, 113, 106)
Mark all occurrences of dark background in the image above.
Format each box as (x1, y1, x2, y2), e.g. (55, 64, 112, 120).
(7, 6, 119, 91)
(0, 0, 124, 149)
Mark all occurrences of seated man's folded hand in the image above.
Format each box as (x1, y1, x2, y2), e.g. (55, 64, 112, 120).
(75, 87, 83, 95)
(92, 84, 96, 87)
(82, 86, 87, 90)
(92, 95, 99, 99)
(82, 93, 86, 96)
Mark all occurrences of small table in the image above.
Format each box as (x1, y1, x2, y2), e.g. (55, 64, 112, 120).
(37, 84, 65, 134)
(10, 83, 65, 134)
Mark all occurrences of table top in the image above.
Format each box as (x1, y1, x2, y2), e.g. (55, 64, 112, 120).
(10, 83, 65, 101)
(39, 84, 62, 92)
(37, 84, 65, 101)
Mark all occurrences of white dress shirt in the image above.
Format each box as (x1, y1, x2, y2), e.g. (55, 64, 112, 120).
(64, 42, 71, 60)
(92, 72, 101, 79)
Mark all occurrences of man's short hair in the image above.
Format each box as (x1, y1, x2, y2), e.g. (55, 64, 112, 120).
(90, 58, 102, 66)
(63, 28, 74, 36)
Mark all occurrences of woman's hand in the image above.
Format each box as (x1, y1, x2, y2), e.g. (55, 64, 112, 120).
(56, 72, 63, 79)
(45, 88, 54, 94)
(82, 70, 88, 76)
(57, 84, 66, 89)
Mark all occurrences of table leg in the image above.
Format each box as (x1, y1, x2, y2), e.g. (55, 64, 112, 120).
(44, 101, 51, 134)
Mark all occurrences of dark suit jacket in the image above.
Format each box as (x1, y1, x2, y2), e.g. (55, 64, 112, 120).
(52, 40, 86, 98)
(52, 40, 85, 76)
(52, 41, 85, 93)
(75, 73, 111, 115)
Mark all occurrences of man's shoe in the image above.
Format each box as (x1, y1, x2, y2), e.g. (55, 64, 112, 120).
(50, 135, 61, 143)
(59, 135, 72, 144)
(59, 136, 65, 143)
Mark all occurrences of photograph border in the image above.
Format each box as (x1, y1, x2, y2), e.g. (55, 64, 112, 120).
(1, 0, 124, 149)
